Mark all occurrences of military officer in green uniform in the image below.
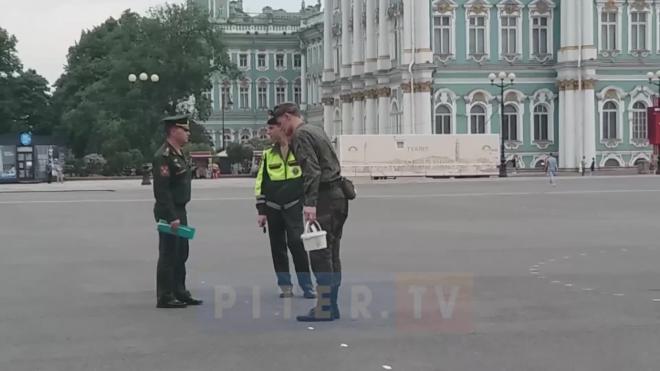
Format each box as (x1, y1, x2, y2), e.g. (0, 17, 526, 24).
(255, 117, 315, 299)
(152, 115, 203, 309)
(271, 103, 351, 322)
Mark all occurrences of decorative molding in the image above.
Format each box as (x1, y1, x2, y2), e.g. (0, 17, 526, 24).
(387, 0, 403, 19)
(376, 87, 392, 98)
(364, 89, 379, 99)
(340, 93, 353, 103)
(465, 0, 491, 15)
(400, 81, 433, 93)
(434, 0, 457, 14)
(352, 92, 365, 101)
(321, 97, 335, 106)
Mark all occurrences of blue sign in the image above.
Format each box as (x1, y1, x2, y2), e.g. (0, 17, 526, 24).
(19, 132, 32, 146)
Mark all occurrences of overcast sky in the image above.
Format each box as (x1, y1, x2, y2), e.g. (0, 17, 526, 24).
(0, 0, 302, 84)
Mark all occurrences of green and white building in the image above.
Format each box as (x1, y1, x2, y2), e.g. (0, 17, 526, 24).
(196, 0, 324, 149)
(202, 0, 657, 169)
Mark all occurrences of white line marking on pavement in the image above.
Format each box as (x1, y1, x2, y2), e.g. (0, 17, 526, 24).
(3, 188, 660, 205)
(582, 288, 593, 292)
(563, 256, 571, 259)
(340, 343, 348, 348)
(652, 299, 660, 302)
(613, 293, 625, 297)
(564, 284, 573, 287)
(382, 366, 393, 370)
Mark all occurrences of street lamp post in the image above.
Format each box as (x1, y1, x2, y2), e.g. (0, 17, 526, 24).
(646, 71, 660, 174)
(221, 94, 233, 151)
(128, 72, 159, 185)
(489, 72, 516, 178)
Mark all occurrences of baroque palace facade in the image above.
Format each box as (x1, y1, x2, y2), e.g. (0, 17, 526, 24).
(201, 0, 658, 169)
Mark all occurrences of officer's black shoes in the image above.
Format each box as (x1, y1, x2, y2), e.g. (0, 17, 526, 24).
(279, 286, 294, 298)
(296, 307, 335, 322)
(156, 299, 187, 309)
(332, 306, 340, 320)
(303, 290, 317, 299)
(178, 297, 204, 306)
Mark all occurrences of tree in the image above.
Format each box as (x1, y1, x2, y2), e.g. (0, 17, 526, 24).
(0, 27, 52, 134)
(51, 3, 236, 162)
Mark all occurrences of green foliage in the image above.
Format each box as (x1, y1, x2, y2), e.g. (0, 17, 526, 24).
(226, 142, 255, 165)
(0, 27, 52, 134)
(51, 3, 234, 162)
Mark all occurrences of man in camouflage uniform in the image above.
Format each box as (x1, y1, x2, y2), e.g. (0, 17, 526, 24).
(271, 103, 349, 322)
(152, 115, 203, 309)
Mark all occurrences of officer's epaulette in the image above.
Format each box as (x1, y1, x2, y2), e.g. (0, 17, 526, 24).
(161, 146, 170, 157)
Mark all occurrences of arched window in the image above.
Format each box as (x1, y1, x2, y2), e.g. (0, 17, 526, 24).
(533, 105, 549, 141)
(502, 104, 518, 141)
(470, 105, 486, 134)
(632, 101, 647, 141)
(602, 101, 618, 140)
(604, 158, 620, 167)
(434, 105, 452, 134)
(258, 128, 268, 140)
(390, 101, 402, 134)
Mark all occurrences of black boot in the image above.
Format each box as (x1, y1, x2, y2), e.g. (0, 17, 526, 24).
(331, 285, 340, 320)
(297, 285, 334, 322)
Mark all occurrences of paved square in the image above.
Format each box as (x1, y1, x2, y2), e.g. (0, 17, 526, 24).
(1, 176, 659, 371)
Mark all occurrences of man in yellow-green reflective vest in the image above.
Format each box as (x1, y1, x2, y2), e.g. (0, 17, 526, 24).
(255, 117, 315, 299)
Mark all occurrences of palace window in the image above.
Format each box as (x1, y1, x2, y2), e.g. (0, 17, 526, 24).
(469, 16, 486, 56)
(601, 11, 618, 51)
(531, 16, 549, 55)
(434, 105, 452, 134)
(533, 105, 549, 141)
(433, 15, 451, 55)
(602, 101, 618, 140)
(632, 101, 648, 141)
(630, 11, 648, 51)
(470, 105, 486, 134)
(502, 105, 518, 141)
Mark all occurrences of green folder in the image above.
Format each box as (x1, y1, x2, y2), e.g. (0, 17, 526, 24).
(157, 220, 196, 240)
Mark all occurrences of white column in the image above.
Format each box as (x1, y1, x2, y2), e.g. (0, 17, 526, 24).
(352, 0, 364, 76)
(558, 89, 567, 168)
(341, 0, 352, 78)
(564, 88, 576, 169)
(352, 96, 364, 134)
(323, 98, 334, 135)
(402, 0, 414, 66)
(377, 84, 390, 134)
(323, 0, 335, 82)
(414, 83, 432, 135)
(301, 53, 307, 109)
(402, 85, 413, 134)
(365, 0, 377, 73)
(341, 92, 353, 135)
(583, 88, 597, 166)
(413, 0, 432, 64)
(377, 0, 391, 71)
(365, 90, 378, 134)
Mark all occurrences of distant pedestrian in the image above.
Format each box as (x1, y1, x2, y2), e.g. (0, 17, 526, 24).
(545, 153, 558, 186)
(590, 157, 595, 175)
(580, 156, 586, 176)
(55, 160, 64, 183)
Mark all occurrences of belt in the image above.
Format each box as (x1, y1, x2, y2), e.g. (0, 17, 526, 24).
(265, 199, 300, 211)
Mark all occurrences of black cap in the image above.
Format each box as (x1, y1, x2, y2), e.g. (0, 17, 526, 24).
(266, 117, 279, 126)
(162, 115, 190, 130)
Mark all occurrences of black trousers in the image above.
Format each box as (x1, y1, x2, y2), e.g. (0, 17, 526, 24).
(156, 206, 191, 303)
(308, 190, 348, 306)
(266, 202, 313, 290)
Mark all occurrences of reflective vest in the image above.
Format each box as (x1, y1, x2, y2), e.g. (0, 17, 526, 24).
(255, 146, 304, 212)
